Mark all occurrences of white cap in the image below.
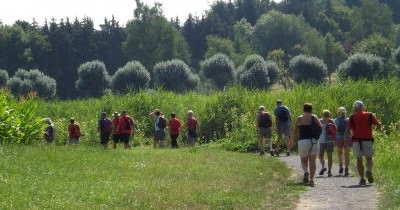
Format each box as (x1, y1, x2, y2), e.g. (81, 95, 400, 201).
(338, 107, 346, 112)
(258, 106, 265, 111)
(354, 100, 364, 109)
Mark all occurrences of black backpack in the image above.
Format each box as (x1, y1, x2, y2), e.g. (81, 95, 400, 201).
(277, 107, 289, 122)
(157, 117, 167, 129)
(258, 112, 272, 128)
(311, 116, 322, 140)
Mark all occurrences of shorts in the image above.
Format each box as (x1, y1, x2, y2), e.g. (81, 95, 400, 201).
(336, 138, 352, 148)
(100, 132, 111, 145)
(277, 124, 291, 139)
(69, 138, 80, 145)
(353, 140, 374, 157)
(120, 134, 130, 144)
(320, 142, 334, 153)
(298, 139, 320, 158)
(188, 133, 197, 145)
(113, 134, 121, 143)
(154, 130, 166, 147)
(258, 127, 272, 139)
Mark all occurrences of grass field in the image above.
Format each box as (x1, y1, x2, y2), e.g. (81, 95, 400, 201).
(0, 145, 303, 209)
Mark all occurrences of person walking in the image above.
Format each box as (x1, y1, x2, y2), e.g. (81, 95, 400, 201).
(68, 117, 81, 145)
(168, 112, 182, 148)
(150, 109, 167, 148)
(118, 111, 134, 149)
(288, 103, 323, 187)
(318, 110, 336, 177)
(186, 110, 199, 147)
(98, 112, 113, 148)
(274, 99, 292, 156)
(345, 101, 381, 186)
(112, 112, 121, 149)
(335, 107, 351, 176)
(43, 118, 55, 143)
(256, 106, 273, 156)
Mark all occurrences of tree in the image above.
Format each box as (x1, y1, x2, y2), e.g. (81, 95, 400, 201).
(394, 47, 400, 65)
(153, 59, 199, 92)
(238, 54, 271, 89)
(7, 69, 56, 98)
(323, 33, 348, 79)
(111, 61, 150, 93)
(338, 53, 384, 80)
(75, 60, 110, 98)
(204, 36, 236, 60)
(201, 53, 235, 89)
(0, 69, 8, 86)
(289, 55, 328, 83)
(233, 18, 255, 65)
(267, 49, 294, 90)
(124, 1, 191, 73)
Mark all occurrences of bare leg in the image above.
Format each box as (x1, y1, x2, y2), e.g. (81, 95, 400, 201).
(337, 146, 343, 169)
(309, 155, 317, 180)
(319, 150, 325, 169)
(366, 156, 373, 172)
(344, 145, 350, 168)
(301, 156, 309, 173)
(357, 157, 365, 179)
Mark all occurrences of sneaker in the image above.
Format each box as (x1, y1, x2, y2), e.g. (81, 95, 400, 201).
(359, 178, 367, 186)
(366, 171, 374, 184)
(303, 172, 309, 184)
(269, 150, 275, 157)
(344, 168, 350, 177)
(286, 151, 291, 156)
(328, 171, 332, 177)
(339, 168, 343, 174)
(319, 168, 327, 176)
(308, 179, 315, 187)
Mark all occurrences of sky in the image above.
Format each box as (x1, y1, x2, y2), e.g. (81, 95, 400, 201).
(0, 0, 221, 27)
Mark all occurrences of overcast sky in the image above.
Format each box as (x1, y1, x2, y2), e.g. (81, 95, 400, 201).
(0, 0, 223, 27)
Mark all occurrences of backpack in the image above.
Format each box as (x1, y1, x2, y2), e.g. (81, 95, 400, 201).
(337, 118, 347, 135)
(124, 117, 132, 130)
(311, 116, 322, 140)
(258, 112, 272, 128)
(73, 124, 81, 138)
(326, 119, 337, 141)
(277, 107, 289, 122)
(101, 118, 113, 133)
(157, 117, 167, 130)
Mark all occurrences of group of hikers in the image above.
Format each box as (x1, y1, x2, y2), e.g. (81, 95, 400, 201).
(43, 109, 199, 149)
(256, 99, 381, 187)
(43, 98, 381, 187)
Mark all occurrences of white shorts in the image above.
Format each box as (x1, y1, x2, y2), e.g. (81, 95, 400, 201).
(298, 139, 320, 158)
(353, 140, 374, 157)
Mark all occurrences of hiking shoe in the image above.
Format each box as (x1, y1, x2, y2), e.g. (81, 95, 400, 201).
(308, 180, 315, 187)
(269, 150, 275, 157)
(339, 168, 343, 174)
(286, 151, 291, 156)
(359, 178, 367, 186)
(328, 171, 332, 177)
(366, 171, 374, 184)
(344, 168, 350, 177)
(319, 168, 327, 176)
(303, 172, 309, 185)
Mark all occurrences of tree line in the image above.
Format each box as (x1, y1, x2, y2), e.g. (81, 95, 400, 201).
(0, 0, 400, 98)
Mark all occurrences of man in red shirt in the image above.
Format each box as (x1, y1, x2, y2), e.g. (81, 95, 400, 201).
(68, 117, 80, 145)
(112, 112, 121, 149)
(186, 110, 199, 146)
(168, 113, 182, 148)
(118, 111, 134, 149)
(345, 100, 381, 186)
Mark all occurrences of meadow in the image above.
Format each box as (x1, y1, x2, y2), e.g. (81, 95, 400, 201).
(1, 79, 400, 209)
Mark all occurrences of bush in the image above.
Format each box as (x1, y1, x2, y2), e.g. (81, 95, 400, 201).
(153, 59, 200, 92)
(289, 55, 328, 83)
(7, 69, 57, 98)
(111, 61, 151, 94)
(265, 61, 280, 85)
(394, 47, 400, 64)
(0, 69, 9, 87)
(237, 55, 272, 89)
(338, 53, 384, 80)
(76, 60, 110, 97)
(201, 53, 235, 89)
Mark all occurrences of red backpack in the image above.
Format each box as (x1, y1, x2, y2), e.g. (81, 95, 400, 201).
(326, 119, 337, 141)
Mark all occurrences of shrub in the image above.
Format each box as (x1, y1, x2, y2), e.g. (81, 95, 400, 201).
(7, 69, 56, 98)
(265, 61, 280, 85)
(338, 53, 384, 80)
(239, 62, 270, 89)
(238, 54, 265, 75)
(76, 60, 110, 97)
(289, 55, 328, 83)
(0, 69, 9, 86)
(111, 61, 151, 94)
(201, 53, 235, 89)
(394, 47, 400, 64)
(153, 59, 200, 92)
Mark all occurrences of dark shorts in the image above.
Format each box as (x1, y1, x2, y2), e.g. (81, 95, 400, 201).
(120, 134, 130, 144)
(113, 134, 121, 143)
(100, 132, 111, 145)
(320, 143, 334, 153)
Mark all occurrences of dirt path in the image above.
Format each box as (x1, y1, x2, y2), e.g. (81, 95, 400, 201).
(278, 155, 379, 210)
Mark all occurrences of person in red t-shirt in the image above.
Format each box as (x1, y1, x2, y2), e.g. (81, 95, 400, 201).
(186, 110, 199, 146)
(67, 117, 80, 145)
(168, 112, 182, 148)
(118, 111, 134, 149)
(345, 100, 381, 186)
(112, 112, 121, 149)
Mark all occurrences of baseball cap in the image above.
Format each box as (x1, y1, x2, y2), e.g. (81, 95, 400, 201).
(259, 106, 265, 111)
(276, 99, 283, 103)
(354, 100, 364, 109)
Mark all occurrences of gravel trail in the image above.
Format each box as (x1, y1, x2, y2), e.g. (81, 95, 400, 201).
(278, 155, 379, 210)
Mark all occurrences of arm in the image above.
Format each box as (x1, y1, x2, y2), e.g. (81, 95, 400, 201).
(288, 117, 300, 150)
(344, 127, 351, 142)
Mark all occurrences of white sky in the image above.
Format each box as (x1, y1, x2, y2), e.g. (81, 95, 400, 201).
(0, 0, 218, 27)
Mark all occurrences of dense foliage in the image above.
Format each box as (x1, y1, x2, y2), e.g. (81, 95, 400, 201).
(7, 69, 56, 98)
(0, 69, 8, 86)
(111, 61, 150, 94)
(76, 60, 110, 98)
(153, 59, 199, 92)
(237, 55, 271, 89)
(201, 53, 235, 89)
(338, 53, 384, 80)
(289, 55, 328, 83)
